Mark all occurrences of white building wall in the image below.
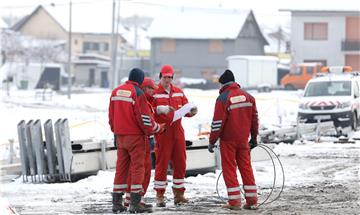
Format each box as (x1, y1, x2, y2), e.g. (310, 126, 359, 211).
(291, 13, 346, 66)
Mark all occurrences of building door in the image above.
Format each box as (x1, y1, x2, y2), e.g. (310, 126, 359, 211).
(346, 54, 360, 71)
(101, 71, 109, 88)
(88, 68, 95, 87)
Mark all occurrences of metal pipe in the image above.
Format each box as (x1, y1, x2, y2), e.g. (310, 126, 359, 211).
(67, 0, 72, 99)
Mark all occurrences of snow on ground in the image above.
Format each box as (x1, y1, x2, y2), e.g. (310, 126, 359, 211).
(1, 88, 359, 214)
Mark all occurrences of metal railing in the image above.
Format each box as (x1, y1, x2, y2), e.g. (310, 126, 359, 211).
(341, 40, 360, 51)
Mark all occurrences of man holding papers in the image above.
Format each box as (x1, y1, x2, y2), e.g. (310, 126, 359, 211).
(152, 65, 197, 207)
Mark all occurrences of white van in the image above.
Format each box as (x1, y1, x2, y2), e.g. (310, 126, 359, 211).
(298, 68, 360, 130)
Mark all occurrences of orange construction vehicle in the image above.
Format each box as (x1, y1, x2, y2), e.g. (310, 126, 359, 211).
(281, 62, 324, 90)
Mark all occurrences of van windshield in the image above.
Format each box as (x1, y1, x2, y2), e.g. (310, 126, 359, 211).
(304, 81, 351, 97)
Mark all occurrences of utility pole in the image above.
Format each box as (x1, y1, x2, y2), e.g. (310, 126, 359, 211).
(134, 14, 138, 57)
(114, 0, 120, 82)
(67, 0, 72, 99)
(110, 0, 120, 89)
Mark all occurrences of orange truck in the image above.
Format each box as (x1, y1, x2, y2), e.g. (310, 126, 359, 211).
(280, 63, 324, 90)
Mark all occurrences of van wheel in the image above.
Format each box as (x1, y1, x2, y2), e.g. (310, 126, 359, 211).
(285, 84, 295, 90)
(351, 112, 358, 131)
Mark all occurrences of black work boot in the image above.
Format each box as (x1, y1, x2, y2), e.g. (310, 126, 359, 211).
(129, 192, 152, 213)
(112, 192, 127, 213)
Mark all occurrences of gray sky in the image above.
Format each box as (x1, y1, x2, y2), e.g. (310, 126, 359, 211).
(0, 0, 359, 29)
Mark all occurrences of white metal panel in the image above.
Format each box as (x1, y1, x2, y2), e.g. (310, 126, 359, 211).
(228, 58, 248, 87)
(227, 55, 278, 87)
(186, 149, 216, 171)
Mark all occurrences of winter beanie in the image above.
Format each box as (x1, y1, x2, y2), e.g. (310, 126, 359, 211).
(219, 69, 235, 84)
(128, 68, 145, 85)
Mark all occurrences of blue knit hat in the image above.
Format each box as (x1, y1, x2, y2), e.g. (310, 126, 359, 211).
(128, 68, 145, 85)
(219, 69, 235, 84)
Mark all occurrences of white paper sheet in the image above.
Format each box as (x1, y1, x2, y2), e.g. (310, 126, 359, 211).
(172, 102, 196, 122)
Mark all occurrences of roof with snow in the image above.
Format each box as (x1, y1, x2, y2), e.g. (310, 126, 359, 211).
(148, 7, 251, 39)
(12, 3, 127, 35)
(280, 5, 360, 13)
(10, 4, 150, 50)
(0, 18, 8, 29)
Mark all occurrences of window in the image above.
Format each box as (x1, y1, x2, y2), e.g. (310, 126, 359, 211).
(305, 66, 313, 74)
(345, 54, 360, 71)
(304, 81, 351, 97)
(83, 42, 109, 52)
(83, 42, 91, 52)
(161, 39, 176, 52)
(104, 43, 109, 51)
(304, 23, 328, 40)
(208, 40, 224, 53)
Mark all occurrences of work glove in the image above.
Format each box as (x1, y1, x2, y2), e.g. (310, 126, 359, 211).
(156, 105, 175, 114)
(158, 123, 166, 133)
(189, 106, 198, 117)
(208, 144, 215, 153)
(249, 137, 258, 150)
(149, 136, 155, 151)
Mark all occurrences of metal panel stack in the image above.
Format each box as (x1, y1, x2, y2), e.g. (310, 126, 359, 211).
(17, 118, 73, 182)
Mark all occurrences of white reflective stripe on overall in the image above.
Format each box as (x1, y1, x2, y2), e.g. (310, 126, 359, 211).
(154, 180, 167, 189)
(141, 114, 151, 126)
(111, 96, 135, 104)
(245, 192, 257, 197)
(228, 194, 241, 200)
(173, 179, 185, 183)
(114, 184, 128, 189)
(227, 186, 240, 192)
(154, 184, 167, 189)
(154, 180, 167, 185)
(228, 102, 252, 111)
(172, 93, 184, 97)
(172, 184, 184, 188)
(153, 94, 169, 99)
(153, 123, 160, 132)
(131, 184, 143, 193)
(211, 120, 222, 131)
(244, 185, 257, 190)
(131, 184, 143, 189)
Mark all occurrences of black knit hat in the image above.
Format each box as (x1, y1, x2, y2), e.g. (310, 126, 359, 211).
(219, 69, 235, 84)
(128, 68, 145, 85)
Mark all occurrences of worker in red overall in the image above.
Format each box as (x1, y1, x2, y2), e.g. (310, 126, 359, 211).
(124, 77, 163, 210)
(208, 69, 259, 210)
(152, 65, 197, 207)
(108, 68, 163, 213)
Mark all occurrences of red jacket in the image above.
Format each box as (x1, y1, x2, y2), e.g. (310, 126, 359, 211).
(108, 81, 161, 136)
(152, 83, 189, 127)
(209, 82, 258, 147)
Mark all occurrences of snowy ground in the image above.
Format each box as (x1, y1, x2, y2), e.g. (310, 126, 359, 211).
(0, 88, 359, 214)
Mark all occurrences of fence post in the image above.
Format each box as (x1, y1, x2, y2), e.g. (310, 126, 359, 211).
(30, 120, 47, 182)
(17, 120, 29, 182)
(55, 119, 65, 180)
(44, 119, 57, 181)
(60, 119, 73, 181)
(25, 120, 37, 182)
